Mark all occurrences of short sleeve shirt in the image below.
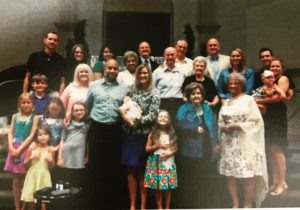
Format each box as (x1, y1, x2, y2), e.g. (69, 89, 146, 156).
(26, 50, 66, 91)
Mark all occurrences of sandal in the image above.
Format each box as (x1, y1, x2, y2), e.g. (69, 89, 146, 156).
(270, 184, 288, 196)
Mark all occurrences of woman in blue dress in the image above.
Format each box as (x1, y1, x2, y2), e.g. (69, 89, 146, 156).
(120, 64, 160, 210)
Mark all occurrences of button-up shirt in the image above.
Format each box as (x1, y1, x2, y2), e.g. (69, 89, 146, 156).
(84, 78, 129, 124)
(175, 57, 193, 77)
(153, 66, 185, 98)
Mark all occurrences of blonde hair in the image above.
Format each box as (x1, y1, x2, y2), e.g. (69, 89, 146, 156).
(134, 64, 153, 91)
(72, 63, 93, 86)
(17, 92, 35, 114)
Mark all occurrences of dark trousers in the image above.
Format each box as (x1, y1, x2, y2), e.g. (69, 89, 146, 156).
(86, 120, 127, 210)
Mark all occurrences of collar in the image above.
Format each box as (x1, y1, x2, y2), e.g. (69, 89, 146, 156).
(100, 78, 119, 86)
(176, 58, 187, 64)
(164, 67, 180, 73)
(32, 92, 47, 99)
(211, 56, 219, 61)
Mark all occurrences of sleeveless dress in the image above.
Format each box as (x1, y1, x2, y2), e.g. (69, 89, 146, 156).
(144, 134, 177, 190)
(263, 77, 288, 147)
(4, 114, 34, 173)
(21, 149, 52, 202)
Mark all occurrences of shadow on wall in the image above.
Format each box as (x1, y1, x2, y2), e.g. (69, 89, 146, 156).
(0, 65, 26, 121)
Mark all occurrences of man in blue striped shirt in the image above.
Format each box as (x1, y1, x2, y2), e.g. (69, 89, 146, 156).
(84, 59, 129, 209)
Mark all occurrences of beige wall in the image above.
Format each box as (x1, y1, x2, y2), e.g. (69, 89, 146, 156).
(0, 0, 103, 70)
(1, 0, 300, 71)
(213, 0, 300, 70)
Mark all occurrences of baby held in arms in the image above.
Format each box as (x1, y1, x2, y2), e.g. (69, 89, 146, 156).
(120, 96, 143, 126)
(252, 70, 285, 114)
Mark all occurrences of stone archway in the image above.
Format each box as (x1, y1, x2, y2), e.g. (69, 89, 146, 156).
(103, 0, 173, 56)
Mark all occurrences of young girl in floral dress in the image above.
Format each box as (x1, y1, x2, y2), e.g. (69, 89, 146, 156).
(144, 110, 177, 209)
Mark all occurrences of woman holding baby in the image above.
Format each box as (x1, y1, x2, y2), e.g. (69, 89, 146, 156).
(120, 64, 161, 210)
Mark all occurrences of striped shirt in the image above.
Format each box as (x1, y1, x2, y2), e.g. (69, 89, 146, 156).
(84, 78, 129, 124)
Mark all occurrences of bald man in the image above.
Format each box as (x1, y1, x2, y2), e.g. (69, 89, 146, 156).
(205, 37, 230, 85)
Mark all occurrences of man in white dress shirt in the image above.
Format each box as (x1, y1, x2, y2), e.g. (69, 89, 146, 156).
(153, 47, 185, 121)
(205, 37, 230, 85)
(175, 39, 194, 77)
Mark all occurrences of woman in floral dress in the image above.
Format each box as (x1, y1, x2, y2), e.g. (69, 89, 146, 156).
(218, 72, 268, 208)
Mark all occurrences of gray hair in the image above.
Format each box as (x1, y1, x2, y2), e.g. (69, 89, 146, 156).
(123, 51, 138, 64)
(73, 63, 93, 86)
(228, 72, 246, 87)
(193, 56, 207, 68)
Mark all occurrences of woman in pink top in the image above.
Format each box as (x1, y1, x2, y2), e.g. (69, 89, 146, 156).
(60, 63, 93, 119)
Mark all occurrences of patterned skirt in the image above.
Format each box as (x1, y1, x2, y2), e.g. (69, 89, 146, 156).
(144, 154, 177, 190)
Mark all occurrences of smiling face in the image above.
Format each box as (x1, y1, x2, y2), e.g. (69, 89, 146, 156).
(157, 111, 169, 127)
(126, 56, 138, 73)
(139, 42, 151, 58)
(77, 67, 89, 84)
(189, 88, 203, 105)
(207, 38, 220, 57)
(260, 50, 273, 68)
(270, 60, 283, 78)
(19, 97, 34, 115)
(175, 40, 188, 58)
(32, 80, 48, 94)
(48, 102, 62, 119)
(228, 78, 243, 97)
(138, 67, 150, 87)
(230, 50, 242, 67)
(194, 61, 206, 77)
(103, 47, 113, 61)
(104, 59, 119, 82)
(37, 129, 50, 146)
(72, 104, 86, 122)
(164, 47, 176, 68)
(74, 46, 85, 61)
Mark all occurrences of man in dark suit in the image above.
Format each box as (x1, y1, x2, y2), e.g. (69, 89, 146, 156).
(137, 41, 159, 71)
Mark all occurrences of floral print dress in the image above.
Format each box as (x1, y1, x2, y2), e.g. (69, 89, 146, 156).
(144, 134, 177, 190)
(218, 94, 268, 207)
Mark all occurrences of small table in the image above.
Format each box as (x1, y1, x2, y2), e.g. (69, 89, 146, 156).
(34, 186, 81, 210)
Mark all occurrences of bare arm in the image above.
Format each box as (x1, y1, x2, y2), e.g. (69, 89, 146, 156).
(46, 148, 55, 169)
(57, 139, 64, 167)
(16, 116, 39, 155)
(206, 95, 219, 107)
(59, 76, 66, 96)
(145, 133, 159, 153)
(8, 115, 17, 156)
(23, 72, 31, 93)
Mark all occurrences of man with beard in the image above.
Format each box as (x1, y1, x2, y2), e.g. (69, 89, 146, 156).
(85, 59, 130, 209)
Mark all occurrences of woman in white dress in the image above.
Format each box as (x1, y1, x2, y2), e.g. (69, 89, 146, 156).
(218, 72, 268, 208)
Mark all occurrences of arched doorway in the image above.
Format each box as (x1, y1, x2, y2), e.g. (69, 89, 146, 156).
(103, 0, 173, 56)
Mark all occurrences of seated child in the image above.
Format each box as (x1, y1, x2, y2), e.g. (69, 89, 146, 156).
(119, 96, 143, 126)
(252, 70, 285, 114)
(31, 74, 51, 115)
